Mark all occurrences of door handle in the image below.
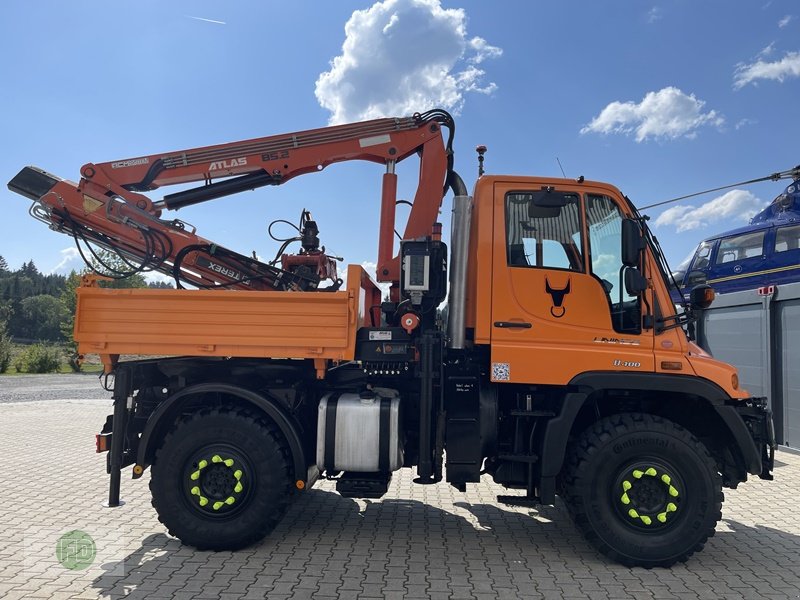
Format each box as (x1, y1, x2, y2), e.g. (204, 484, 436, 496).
(494, 321, 532, 329)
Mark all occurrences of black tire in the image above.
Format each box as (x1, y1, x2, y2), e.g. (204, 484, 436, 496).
(561, 413, 723, 568)
(150, 406, 293, 550)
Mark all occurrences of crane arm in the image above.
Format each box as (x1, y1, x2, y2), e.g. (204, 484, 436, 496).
(9, 110, 454, 290)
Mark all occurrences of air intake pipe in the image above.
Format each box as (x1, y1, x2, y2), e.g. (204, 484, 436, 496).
(446, 171, 472, 350)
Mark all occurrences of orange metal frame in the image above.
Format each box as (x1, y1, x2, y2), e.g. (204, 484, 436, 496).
(75, 264, 383, 377)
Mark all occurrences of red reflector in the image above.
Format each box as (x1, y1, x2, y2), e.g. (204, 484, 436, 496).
(96, 434, 110, 453)
(758, 285, 776, 296)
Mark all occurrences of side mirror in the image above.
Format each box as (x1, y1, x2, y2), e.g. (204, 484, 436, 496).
(690, 284, 715, 309)
(621, 219, 644, 267)
(686, 270, 707, 286)
(624, 267, 648, 296)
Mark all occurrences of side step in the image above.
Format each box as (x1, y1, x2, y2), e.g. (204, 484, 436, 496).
(336, 472, 391, 499)
(509, 410, 556, 418)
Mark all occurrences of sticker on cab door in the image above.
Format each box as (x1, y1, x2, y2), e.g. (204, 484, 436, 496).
(545, 277, 571, 318)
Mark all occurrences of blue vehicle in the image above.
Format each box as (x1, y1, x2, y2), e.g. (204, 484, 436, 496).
(671, 177, 800, 302)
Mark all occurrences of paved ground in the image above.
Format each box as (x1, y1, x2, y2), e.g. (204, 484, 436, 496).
(1, 375, 800, 600)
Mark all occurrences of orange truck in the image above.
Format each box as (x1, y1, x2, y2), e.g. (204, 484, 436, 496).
(9, 109, 775, 567)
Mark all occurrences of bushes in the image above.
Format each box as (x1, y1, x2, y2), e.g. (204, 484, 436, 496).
(0, 327, 11, 373)
(13, 343, 62, 373)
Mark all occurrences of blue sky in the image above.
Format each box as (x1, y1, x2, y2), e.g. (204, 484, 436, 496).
(1, 0, 798, 280)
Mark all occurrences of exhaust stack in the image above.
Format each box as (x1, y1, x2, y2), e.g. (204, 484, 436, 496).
(447, 193, 473, 349)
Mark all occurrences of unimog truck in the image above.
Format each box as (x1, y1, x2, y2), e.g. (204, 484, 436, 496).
(9, 109, 775, 567)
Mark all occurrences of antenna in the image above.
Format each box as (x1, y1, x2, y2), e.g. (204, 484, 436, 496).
(556, 157, 567, 178)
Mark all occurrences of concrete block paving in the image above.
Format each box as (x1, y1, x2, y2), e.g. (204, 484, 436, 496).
(1, 381, 799, 599)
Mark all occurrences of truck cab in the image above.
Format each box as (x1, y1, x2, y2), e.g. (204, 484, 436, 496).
(466, 175, 740, 397)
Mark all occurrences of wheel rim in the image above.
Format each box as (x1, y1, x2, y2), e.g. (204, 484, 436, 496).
(183, 445, 254, 518)
(612, 460, 684, 532)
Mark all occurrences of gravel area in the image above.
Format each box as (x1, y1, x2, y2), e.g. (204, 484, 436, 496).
(0, 373, 113, 404)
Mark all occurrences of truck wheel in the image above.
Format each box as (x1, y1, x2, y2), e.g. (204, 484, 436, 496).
(561, 413, 723, 568)
(150, 406, 293, 550)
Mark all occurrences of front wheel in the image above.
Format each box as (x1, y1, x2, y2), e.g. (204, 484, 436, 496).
(150, 406, 294, 550)
(561, 413, 723, 567)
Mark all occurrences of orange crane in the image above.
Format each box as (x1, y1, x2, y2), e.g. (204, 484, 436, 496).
(9, 109, 775, 567)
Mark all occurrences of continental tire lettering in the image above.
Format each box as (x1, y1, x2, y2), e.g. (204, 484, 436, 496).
(613, 438, 671, 453)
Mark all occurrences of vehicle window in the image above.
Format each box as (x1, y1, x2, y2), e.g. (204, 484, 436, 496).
(775, 225, 800, 253)
(585, 194, 640, 334)
(505, 192, 583, 270)
(691, 242, 713, 270)
(715, 231, 765, 264)
(586, 195, 629, 294)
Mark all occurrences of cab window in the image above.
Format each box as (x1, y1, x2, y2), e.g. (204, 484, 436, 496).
(585, 194, 640, 334)
(775, 225, 800, 253)
(505, 192, 584, 271)
(715, 231, 765, 264)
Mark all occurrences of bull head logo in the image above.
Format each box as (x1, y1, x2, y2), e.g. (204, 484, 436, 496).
(546, 277, 571, 318)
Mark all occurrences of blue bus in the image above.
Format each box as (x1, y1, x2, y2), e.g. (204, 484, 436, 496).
(670, 177, 800, 301)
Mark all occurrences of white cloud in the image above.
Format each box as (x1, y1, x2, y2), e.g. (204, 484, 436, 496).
(735, 117, 758, 130)
(653, 190, 765, 233)
(646, 7, 663, 23)
(734, 51, 800, 89)
(778, 15, 794, 28)
(580, 87, 724, 142)
(339, 261, 392, 298)
(51, 247, 81, 274)
(758, 42, 775, 59)
(315, 0, 502, 124)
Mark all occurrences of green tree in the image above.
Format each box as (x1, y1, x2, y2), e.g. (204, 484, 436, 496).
(60, 271, 82, 371)
(147, 280, 174, 289)
(89, 249, 148, 289)
(19, 260, 39, 278)
(19, 294, 68, 340)
(0, 255, 8, 273)
(0, 322, 11, 373)
(0, 299, 12, 327)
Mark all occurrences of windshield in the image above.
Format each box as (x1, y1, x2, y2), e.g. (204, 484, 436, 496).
(674, 247, 697, 273)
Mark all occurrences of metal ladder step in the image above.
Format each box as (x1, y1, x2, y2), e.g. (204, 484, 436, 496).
(509, 410, 556, 417)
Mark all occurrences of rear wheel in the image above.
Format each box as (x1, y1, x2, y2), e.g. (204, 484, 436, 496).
(150, 406, 293, 550)
(562, 413, 723, 567)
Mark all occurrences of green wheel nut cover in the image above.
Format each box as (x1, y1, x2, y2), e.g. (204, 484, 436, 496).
(188, 454, 245, 510)
(619, 465, 680, 527)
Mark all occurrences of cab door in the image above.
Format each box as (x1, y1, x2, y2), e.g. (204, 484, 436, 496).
(489, 182, 654, 386)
